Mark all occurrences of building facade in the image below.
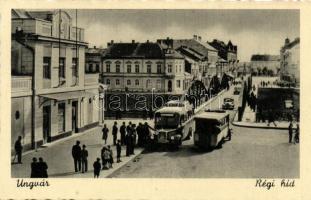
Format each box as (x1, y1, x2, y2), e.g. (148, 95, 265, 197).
(11, 10, 101, 152)
(208, 39, 238, 77)
(280, 37, 300, 85)
(250, 54, 280, 76)
(101, 40, 186, 94)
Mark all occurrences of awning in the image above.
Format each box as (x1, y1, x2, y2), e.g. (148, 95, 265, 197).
(39, 91, 96, 101)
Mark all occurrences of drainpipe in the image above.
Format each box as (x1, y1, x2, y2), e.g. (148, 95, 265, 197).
(14, 32, 36, 151)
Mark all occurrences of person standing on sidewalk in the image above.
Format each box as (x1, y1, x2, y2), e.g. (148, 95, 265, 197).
(267, 110, 277, 127)
(72, 140, 82, 172)
(130, 124, 136, 155)
(93, 158, 101, 178)
(288, 121, 293, 143)
(30, 157, 39, 178)
(14, 136, 23, 164)
(120, 122, 126, 146)
(81, 145, 88, 173)
(112, 121, 118, 145)
(102, 124, 109, 145)
(107, 145, 114, 168)
(136, 123, 143, 147)
(38, 157, 48, 178)
(125, 131, 131, 157)
(101, 146, 107, 169)
(116, 140, 122, 163)
(294, 123, 299, 144)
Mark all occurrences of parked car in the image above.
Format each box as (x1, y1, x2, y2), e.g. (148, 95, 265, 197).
(222, 97, 235, 110)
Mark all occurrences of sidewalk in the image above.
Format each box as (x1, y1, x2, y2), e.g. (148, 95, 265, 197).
(11, 119, 152, 178)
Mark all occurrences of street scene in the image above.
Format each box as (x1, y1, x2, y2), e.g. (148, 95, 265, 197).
(11, 9, 299, 178)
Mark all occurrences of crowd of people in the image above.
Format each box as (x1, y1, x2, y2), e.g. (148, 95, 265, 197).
(71, 121, 155, 178)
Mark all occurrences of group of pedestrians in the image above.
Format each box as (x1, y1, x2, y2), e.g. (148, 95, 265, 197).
(71, 141, 89, 173)
(288, 121, 300, 144)
(30, 157, 48, 178)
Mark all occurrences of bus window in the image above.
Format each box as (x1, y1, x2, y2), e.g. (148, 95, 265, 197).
(155, 113, 180, 129)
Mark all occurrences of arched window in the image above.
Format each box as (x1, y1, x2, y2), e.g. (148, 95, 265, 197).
(116, 79, 120, 85)
(127, 79, 131, 85)
(135, 79, 139, 86)
(106, 79, 110, 85)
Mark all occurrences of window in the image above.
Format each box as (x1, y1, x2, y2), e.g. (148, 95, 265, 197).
(147, 64, 152, 73)
(106, 79, 110, 85)
(116, 65, 120, 73)
(127, 79, 131, 85)
(96, 64, 99, 72)
(106, 63, 110, 73)
(127, 65, 131, 73)
(116, 79, 120, 85)
(156, 80, 161, 89)
(176, 80, 181, 88)
(146, 79, 151, 88)
(176, 65, 178, 73)
(58, 103, 65, 133)
(168, 64, 172, 73)
(43, 57, 51, 79)
(179, 65, 182, 73)
(135, 65, 139, 73)
(59, 57, 66, 78)
(157, 64, 161, 73)
(72, 58, 78, 77)
(135, 79, 139, 86)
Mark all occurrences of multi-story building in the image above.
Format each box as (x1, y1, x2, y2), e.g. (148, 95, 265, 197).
(157, 36, 218, 83)
(280, 37, 300, 85)
(85, 46, 105, 81)
(250, 54, 280, 75)
(208, 39, 238, 76)
(101, 40, 186, 94)
(11, 9, 101, 152)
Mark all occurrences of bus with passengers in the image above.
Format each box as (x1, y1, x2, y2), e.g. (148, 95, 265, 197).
(154, 102, 194, 148)
(194, 111, 230, 150)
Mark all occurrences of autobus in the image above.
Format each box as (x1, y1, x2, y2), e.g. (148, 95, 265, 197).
(154, 105, 194, 147)
(194, 111, 230, 149)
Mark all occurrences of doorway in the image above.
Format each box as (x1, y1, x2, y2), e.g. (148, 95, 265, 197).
(43, 105, 51, 143)
(72, 101, 78, 133)
(168, 80, 172, 92)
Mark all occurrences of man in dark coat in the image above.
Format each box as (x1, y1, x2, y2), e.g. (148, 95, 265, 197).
(120, 122, 126, 146)
(130, 124, 136, 155)
(102, 124, 109, 144)
(38, 157, 48, 178)
(288, 121, 293, 143)
(125, 132, 131, 157)
(81, 145, 88, 173)
(30, 157, 39, 178)
(14, 136, 23, 164)
(72, 140, 82, 172)
(136, 123, 143, 147)
(112, 121, 118, 145)
(116, 140, 122, 163)
(93, 158, 101, 178)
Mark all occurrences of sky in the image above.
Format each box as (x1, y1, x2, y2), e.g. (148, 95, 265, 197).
(67, 9, 299, 62)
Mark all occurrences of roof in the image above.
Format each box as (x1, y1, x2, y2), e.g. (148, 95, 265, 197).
(176, 46, 205, 61)
(165, 49, 184, 59)
(103, 42, 165, 59)
(195, 112, 229, 121)
(86, 48, 106, 55)
(155, 106, 185, 114)
(12, 9, 32, 19)
(157, 38, 218, 58)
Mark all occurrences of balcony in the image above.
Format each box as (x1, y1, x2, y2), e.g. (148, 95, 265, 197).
(12, 76, 32, 95)
(85, 73, 99, 86)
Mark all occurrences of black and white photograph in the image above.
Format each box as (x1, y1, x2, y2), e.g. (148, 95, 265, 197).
(9, 8, 300, 180)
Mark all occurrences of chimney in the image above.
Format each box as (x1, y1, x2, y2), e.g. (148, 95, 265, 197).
(107, 42, 110, 47)
(132, 40, 135, 44)
(111, 40, 114, 44)
(193, 35, 197, 40)
(198, 36, 202, 41)
(146, 40, 149, 43)
(94, 46, 96, 49)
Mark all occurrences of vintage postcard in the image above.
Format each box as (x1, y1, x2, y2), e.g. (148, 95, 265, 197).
(0, 1, 310, 199)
